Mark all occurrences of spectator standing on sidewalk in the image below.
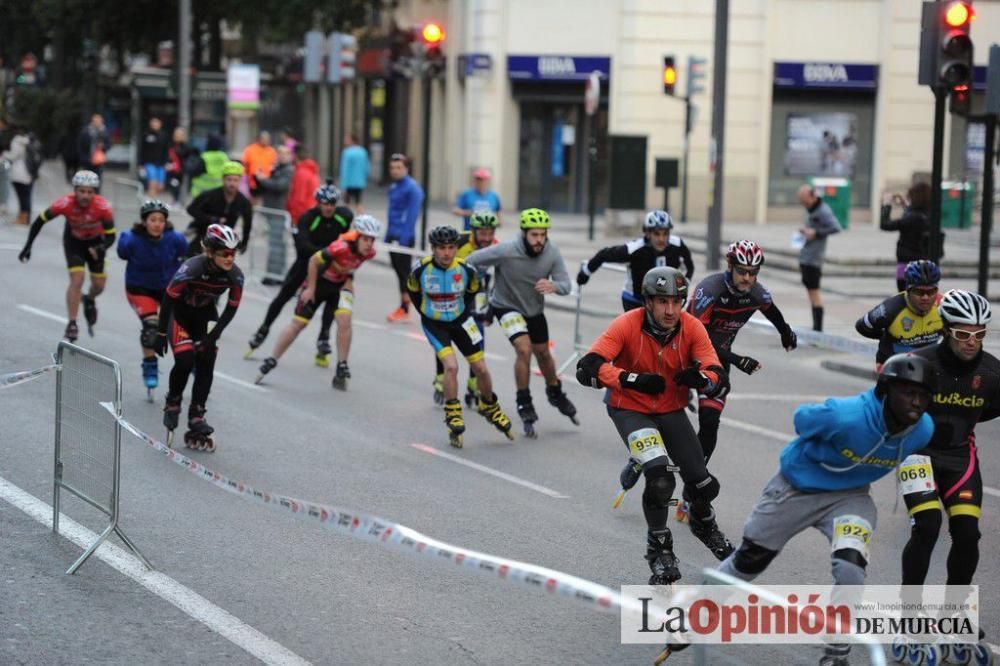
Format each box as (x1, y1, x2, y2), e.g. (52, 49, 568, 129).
(880, 182, 934, 292)
(139, 117, 169, 197)
(339, 133, 369, 209)
(796, 183, 841, 332)
(165, 127, 194, 204)
(385, 153, 424, 322)
(59, 125, 80, 184)
(1, 124, 35, 225)
(453, 167, 501, 231)
(0, 117, 11, 217)
(256, 145, 294, 281)
(242, 130, 277, 206)
(286, 145, 321, 223)
(189, 134, 228, 199)
(77, 113, 110, 184)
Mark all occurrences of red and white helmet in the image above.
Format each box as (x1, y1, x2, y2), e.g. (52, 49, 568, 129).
(726, 239, 765, 267)
(204, 224, 240, 251)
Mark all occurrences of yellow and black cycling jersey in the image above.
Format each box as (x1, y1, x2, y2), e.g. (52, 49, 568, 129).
(406, 256, 480, 323)
(855, 292, 943, 365)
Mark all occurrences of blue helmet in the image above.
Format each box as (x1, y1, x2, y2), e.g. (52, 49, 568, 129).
(643, 210, 673, 231)
(903, 260, 941, 290)
(315, 180, 341, 205)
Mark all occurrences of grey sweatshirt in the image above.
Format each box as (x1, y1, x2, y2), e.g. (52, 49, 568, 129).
(799, 199, 841, 267)
(467, 238, 571, 317)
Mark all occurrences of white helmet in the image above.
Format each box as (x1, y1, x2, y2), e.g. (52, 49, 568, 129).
(72, 170, 101, 189)
(643, 210, 673, 231)
(351, 214, 382, 239)
(939, 289, 992, 327)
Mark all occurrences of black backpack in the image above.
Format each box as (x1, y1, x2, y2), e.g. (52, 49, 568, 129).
(25, 134, 43, 179)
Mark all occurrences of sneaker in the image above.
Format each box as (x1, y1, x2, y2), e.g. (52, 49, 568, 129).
(386, 306, 411, 323)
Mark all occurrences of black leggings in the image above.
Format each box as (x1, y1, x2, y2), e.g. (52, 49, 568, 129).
(389, 251, 411, 296)
(12, 181, 32, 214)
(261, 260, 335, 340)
(169, 345, 218, 408)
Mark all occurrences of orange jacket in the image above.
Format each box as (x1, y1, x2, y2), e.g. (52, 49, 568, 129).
(242, 143, 277, 189)
(587, 308, 722, 414)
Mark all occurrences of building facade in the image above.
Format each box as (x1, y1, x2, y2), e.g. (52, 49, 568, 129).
(382, 0, 999, 225)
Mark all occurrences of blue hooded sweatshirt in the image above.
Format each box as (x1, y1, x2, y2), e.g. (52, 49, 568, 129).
(779, 388, 933, 493)
(117, 227, 189, 291)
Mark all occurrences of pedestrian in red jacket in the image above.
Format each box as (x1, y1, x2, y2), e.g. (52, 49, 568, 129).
(286, 145, 320, 223)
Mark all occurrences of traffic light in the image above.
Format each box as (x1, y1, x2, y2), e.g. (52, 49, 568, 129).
(663, 56, 676, 96)
(919, 1, 974, 90)
(686, 56, 707, 97)
(420, 22, 445, 61)
(328, 32, 358, 84)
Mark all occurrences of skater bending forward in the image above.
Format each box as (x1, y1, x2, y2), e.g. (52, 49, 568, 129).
(153, 224, 244, 451)
(576, 267, 734, 584)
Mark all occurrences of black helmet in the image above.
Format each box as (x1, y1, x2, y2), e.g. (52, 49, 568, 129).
(428, 225, 460, 247)
(140, 199, 169, 220)
(877, 353, 936, 395)
(641, 267, 689, 303)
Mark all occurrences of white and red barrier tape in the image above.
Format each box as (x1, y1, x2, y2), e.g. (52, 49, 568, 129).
(0, 364, 60, 390)
(99, 402, 633, 615)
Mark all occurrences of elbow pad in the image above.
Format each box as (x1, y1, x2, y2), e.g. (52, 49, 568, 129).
(576, 352, 606, 389)
(701, 364, 730, 399)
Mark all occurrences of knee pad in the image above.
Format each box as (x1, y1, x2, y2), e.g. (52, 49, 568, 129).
(910, 508, 943, 540)
(732, 538, 779, 575)
(831, 552, 867, 585)
(140, 317, 159, 348)
(690, 473, 720, 503)
(642, 467, 676, 509)
(948, 515, 981, 547)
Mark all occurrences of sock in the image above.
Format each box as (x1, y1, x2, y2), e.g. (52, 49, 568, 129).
(812, 306, 824, 332)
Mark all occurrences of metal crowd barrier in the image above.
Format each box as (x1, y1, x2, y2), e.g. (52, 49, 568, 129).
(556, 260, 629, 375)
(250, 205, 293, 285)
(53, 342, 150, 574)
(689, 569, 887, 665)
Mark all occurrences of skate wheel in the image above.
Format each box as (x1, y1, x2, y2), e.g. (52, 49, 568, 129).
(950, 644, 973, 665)
(244, 347, 255, 360)
(315, 356, 329, 368)
(612, 489, 626, 510)
(906, 644, 928, 665)
(449, 434, 463, 449)
(504, 430, 514, 441)
(204, 436, 216, 453)
(146, 388, 154, 403)
(166, 431, 174, 448)
(254, 374, 266, 385)
(569, 415, 580, 426)
(891, 637, 909, 662)
(973, 644, 994, 666)
(925, 645, 944, 666)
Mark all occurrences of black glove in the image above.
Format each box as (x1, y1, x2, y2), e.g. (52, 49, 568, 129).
(576, 270, 590, 286)
(780, 325, 797, 350)
(735, 355, 761, 375)
(673, 366, 709, 390)
(619, 371, 666, 395)
(18, 246, 31, 263)
(152, 333, 168, 357)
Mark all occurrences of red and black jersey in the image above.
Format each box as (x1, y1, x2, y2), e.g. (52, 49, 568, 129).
(165, 255, 244, 310)
(317, 231, 375, 285)
(44, 194, 115, 241)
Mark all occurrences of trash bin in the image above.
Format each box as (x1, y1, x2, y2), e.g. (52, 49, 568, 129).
(940, 181, 975, 229)
(809, 177, 851, 229)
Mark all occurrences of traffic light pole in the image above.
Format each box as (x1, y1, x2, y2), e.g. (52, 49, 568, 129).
(420, 73, 432, 250)
(681, 96, 691, 223)
(929, 87, 946, 264)
(978, 114, 996, 297)
(707, 0, 729, 270)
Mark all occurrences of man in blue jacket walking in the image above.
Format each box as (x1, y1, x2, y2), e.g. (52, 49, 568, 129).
(339, 133, 369, 208)
(712, 353, 935, 665)
(385, 153, 425, 322)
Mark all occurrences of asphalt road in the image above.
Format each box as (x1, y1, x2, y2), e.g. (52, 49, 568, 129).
(1, 215, 998, 666)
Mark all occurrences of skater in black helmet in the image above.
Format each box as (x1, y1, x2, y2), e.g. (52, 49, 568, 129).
(152, 224, 244, 451)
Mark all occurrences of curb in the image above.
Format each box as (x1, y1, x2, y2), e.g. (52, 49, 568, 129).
(820, 360, 876, 382)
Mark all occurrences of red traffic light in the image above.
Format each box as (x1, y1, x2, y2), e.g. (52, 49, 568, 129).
(421, 23, 445, 44)
(944, 1, 974, 28)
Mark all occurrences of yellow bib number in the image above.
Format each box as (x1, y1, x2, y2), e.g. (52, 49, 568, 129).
(627, 428, 668, 465)
(898, 454, 934, 496)
(832, 515, 873, 561)
(499, 311, 528, 338)
(461, 317, 483, 345)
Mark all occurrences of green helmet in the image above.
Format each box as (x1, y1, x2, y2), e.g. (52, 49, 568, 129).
(470, 210, 498, 230)
(519, 208, 551, 230)
(221, 161, 244, 177)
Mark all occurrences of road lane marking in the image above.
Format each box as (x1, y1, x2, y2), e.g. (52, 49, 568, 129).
(0, 475, 310, 666)
(728, 394, 828, 402)
(411, 443, 569, 499)
(214, 371, 267, 392)
(18, 303, 67, 324)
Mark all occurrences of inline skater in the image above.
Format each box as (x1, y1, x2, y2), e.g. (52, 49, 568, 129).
(576, 210, 694, 311)
(855, 259, 943, 370)
(576, 267, 734, 582)
(897, 290, 999, 665)
(116, 200, 188, 400)
(245, 181, 353, 365)
(431, 210, 499, 407)
(467, 208, 576, 437)
(152, 224, 244, 451)
(255, 215, 380, 389)
(675, 354, 934, 666)
(18, 170, 116, 341)
(185, 160, 252, 256)
(660, 240, 797, 522)
(408, 225, 513, 448)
